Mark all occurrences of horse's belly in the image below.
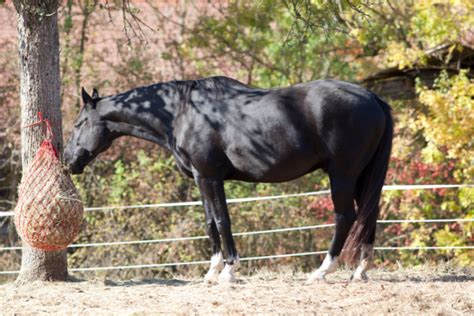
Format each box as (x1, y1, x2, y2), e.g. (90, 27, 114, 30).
(226, 148, 325, 183)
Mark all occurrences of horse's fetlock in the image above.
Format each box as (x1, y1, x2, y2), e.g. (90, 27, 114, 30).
(226, 254, 240, 266)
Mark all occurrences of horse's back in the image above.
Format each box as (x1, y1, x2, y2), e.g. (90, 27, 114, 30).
(175, 78, 388, 182)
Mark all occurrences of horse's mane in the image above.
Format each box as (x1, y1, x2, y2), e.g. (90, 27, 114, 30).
(176, 76, 261, 99)
(171, 76, 266, 111)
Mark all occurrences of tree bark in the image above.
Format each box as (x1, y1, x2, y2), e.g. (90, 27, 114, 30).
(13, 0, 68, 283)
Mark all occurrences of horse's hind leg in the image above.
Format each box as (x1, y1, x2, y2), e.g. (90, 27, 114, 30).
(350, 243, 374, 281)
(350, 189, 376, 281)
(308, 175, 356, 283)
(349, 183, 377, 282)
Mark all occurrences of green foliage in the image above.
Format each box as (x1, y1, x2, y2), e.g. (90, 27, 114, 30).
(63, 0, 73, 33)
(410, 1, 473, 48)
(1, 0, 473, 280)
(185, 0, 360, 87)
(459, 187, 474, 209)
(348, 1, 473, 68)
(381, 155, 473, 266)
(61, 0, 474, 274)
(417, 70, 474, 180)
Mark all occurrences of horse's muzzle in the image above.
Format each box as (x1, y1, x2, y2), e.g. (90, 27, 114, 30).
(68, 162, 85, 175)
(64, 147, 89, 174)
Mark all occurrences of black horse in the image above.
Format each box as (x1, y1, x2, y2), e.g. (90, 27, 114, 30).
(65, 76, 393, 283)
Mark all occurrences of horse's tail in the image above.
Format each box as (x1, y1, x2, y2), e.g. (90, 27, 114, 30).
(342, 95, 393, 265)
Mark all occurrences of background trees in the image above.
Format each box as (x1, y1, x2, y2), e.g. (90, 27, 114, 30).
(0, 0, 472, 281)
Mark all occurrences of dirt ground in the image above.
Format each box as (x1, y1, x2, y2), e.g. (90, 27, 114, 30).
(0, 266, 472, 315)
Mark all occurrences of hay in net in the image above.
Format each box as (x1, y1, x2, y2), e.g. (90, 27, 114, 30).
(14, 139, 84, 251)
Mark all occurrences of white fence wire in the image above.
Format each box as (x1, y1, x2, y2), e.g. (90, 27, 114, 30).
(0, 184, 472, 217)
(0, 219, 473, 251)
(1, 247, 473, 275)
(0, 184, 472, 275)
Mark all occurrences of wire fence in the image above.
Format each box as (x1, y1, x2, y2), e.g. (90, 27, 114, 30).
(1, 247, 473, 275)
(0, 218, 473, 251)
(0, 184, 472, 275)
(0, 184, 472, 217)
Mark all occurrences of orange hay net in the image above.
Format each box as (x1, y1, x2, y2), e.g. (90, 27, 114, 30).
(14, 112, 84, 251)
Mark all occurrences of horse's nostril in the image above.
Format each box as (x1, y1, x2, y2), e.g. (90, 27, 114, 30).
(69, 164, 80, 174)
(63, 151, 71, 164)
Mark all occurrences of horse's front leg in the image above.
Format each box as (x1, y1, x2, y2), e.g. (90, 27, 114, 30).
(195, 176, 240, 283)
(201, 198, 224, 283)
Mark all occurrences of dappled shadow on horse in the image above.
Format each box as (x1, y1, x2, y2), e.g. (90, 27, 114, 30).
(64, 76, 393, 284)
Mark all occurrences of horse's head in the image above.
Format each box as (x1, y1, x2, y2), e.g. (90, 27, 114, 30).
(64, 88, 115, 174)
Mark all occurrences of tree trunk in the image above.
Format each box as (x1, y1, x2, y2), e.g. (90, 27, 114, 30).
(13, 0, 68, 283)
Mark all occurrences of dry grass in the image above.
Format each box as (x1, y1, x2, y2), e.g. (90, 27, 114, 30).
(0, 265, 472, 315)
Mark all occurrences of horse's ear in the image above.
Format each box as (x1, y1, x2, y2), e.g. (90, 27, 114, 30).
(81, 87, 92, 105)
(92, 88, 99, 99)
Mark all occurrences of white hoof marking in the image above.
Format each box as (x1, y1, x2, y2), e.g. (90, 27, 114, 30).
(351, 265, 369, 282)
(218, 256, 240, 284)
(307, 254, 338, 284)
(204, 252, 224, 283)
(350, 244, 373, 282)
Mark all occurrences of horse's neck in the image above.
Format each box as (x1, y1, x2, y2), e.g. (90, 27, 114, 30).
(99, 83, 181, 150)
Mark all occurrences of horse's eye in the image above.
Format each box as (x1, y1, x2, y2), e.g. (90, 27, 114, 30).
(74, 119, 86, 128)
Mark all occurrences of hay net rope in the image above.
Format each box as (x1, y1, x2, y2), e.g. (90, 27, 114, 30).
(14, 112, 84, 251)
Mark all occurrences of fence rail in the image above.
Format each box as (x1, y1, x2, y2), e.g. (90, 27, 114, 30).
(0, 184, 472, 276)
(1, 246, 473, 275)
(0, 218, 473, 251)
(0, 184, 472, 217)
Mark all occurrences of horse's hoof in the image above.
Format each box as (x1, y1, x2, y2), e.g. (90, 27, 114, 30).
(218, 266, 237, 284)
(204, 266, 221, 284)
(204, 252, 224, 284)
(350, 271, 369, 282)
(307, 254, 338, 284)
(204, 271, 219, 284)
(306, 271, 327, 284)
(218, 273, 236, 284)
